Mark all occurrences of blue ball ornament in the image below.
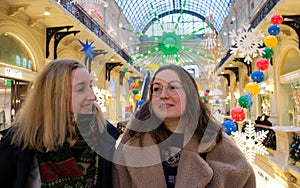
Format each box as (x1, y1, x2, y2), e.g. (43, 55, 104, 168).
(268, 24, 280, 36)
(137, 99, 144, 105)
(205, 89, 210, 93)
(222, 120, 237, 135)
(251, 70, 264, 83)
(127, 77, 134, 84)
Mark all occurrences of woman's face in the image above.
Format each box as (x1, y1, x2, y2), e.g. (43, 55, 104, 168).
(70, 68, 96, 114)
(151, 69, 186, 123)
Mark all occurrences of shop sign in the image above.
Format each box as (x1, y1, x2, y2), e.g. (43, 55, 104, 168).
(4, 68, 23, 79)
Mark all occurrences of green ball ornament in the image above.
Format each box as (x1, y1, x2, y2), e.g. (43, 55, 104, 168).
(262, 47, 274, 59)
(123, 66, 129, 72)
(238, 94, 252, 109)
(132, 88, 139, 95)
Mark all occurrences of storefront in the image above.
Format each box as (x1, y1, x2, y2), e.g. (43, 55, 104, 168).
(0, 33, 37, 127)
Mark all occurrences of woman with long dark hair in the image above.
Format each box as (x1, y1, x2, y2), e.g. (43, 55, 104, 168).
(113, 64, 255, 188)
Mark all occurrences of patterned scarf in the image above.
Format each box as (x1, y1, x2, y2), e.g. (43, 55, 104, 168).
(36, 138, 99, 188)
(36, 116, 100, 188)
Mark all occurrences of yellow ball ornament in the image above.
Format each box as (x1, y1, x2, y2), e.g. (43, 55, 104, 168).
(135, 80, 140, 87)
(124, 72, 131, 78)
(135, 94, 142, 100)
(244, 82, 260, 96)
(264, 36, 278, 48)
(198, 86, 202, 91)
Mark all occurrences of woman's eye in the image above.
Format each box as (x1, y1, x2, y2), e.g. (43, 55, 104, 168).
(75, 87, 85, 92)
(153, 87, 161, 92)
(170, 85, 179, 90)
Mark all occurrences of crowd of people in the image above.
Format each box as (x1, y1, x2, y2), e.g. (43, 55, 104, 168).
(0, 59, 255, 187)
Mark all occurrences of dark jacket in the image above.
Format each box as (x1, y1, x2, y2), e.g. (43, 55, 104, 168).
(0, 121, 120, 188)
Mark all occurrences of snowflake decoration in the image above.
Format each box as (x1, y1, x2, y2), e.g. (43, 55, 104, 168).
(93, 86, 106, 110)
(230, 24, 264, 64)
(232, 120, 269, 163)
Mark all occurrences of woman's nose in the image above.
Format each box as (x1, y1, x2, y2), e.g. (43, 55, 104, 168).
(87, 88, 96, 100)
(159, 88, 170, 98)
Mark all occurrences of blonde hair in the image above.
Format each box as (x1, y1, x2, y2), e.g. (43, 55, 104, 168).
(10, 59, 106, 152)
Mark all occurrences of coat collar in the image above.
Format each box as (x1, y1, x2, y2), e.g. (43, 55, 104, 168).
(126, 114, 222, 154)
(116, 132, 214, 188)
(115, 116, 222, 187)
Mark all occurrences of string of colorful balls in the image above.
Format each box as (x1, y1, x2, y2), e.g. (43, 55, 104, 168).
(123, 66, 145, 107)
(223, 14, 283, 134)
(197, 85, 212, 103)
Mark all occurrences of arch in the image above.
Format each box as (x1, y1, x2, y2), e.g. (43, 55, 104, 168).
(274, 35, 300, 126)
(142, 10, 207, 33)
(114, 0, 233, 33)
(0, 22, 44, 71)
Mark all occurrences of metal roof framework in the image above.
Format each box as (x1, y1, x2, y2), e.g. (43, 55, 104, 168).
(114, 0, 233, 33)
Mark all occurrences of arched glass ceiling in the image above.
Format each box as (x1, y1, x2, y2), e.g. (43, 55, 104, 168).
(114, 0, 233, 33)
(144, 13, 207, 36)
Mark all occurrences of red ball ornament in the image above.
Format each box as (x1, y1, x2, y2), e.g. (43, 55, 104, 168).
(271, 14, 283, 25)
(230, 107, 246, 122)
(256, 58, 269, 71)
(129, 83, 136, 89)
(204, 92, 209, 97)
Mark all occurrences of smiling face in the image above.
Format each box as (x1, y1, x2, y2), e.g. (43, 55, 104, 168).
(151, 69, 186, 127)
(70, 68, 95, 114)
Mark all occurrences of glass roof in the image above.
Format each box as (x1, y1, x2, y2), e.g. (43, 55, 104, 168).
(114, 0, 233, 33)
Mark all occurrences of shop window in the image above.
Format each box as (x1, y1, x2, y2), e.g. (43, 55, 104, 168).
(0, 33, 35, 71)
(0, 78, 29, 128)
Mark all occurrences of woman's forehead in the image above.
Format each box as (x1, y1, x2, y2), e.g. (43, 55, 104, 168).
(71, 68, 90, 83)
(154, 69, 180, 82)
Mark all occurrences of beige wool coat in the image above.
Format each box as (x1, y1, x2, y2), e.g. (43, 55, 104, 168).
(113, 118, 256, 188)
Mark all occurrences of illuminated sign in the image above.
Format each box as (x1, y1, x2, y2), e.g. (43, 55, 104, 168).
(4, 68, 23, 79)
(89, 7, 103, 20)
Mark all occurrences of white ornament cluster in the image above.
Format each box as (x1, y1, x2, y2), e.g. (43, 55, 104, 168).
(230, 24, 265, 64)
(232, 120, 269, 163)
(93, 86, 106, 109)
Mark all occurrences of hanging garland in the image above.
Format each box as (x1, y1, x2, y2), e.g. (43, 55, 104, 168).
(229, 14, 283, 123)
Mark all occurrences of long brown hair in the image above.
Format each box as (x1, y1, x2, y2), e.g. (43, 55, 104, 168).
(10, 59, 105, 152)
(130, 64, 215, 143)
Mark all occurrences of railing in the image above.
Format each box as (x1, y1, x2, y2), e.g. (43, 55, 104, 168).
(55, 0, 132, 62)
(250, 0, 281, 28)
(290, 132, 300, 163)
(217, 0, 280, 69)
(255, 124, 276, 150)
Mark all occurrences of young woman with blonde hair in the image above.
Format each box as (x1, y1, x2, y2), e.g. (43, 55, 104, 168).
(0, 59, 119, 187)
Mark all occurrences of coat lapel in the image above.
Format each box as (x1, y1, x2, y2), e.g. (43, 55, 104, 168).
(175, 149, 213, 188)
(121, 133, 214, 188)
